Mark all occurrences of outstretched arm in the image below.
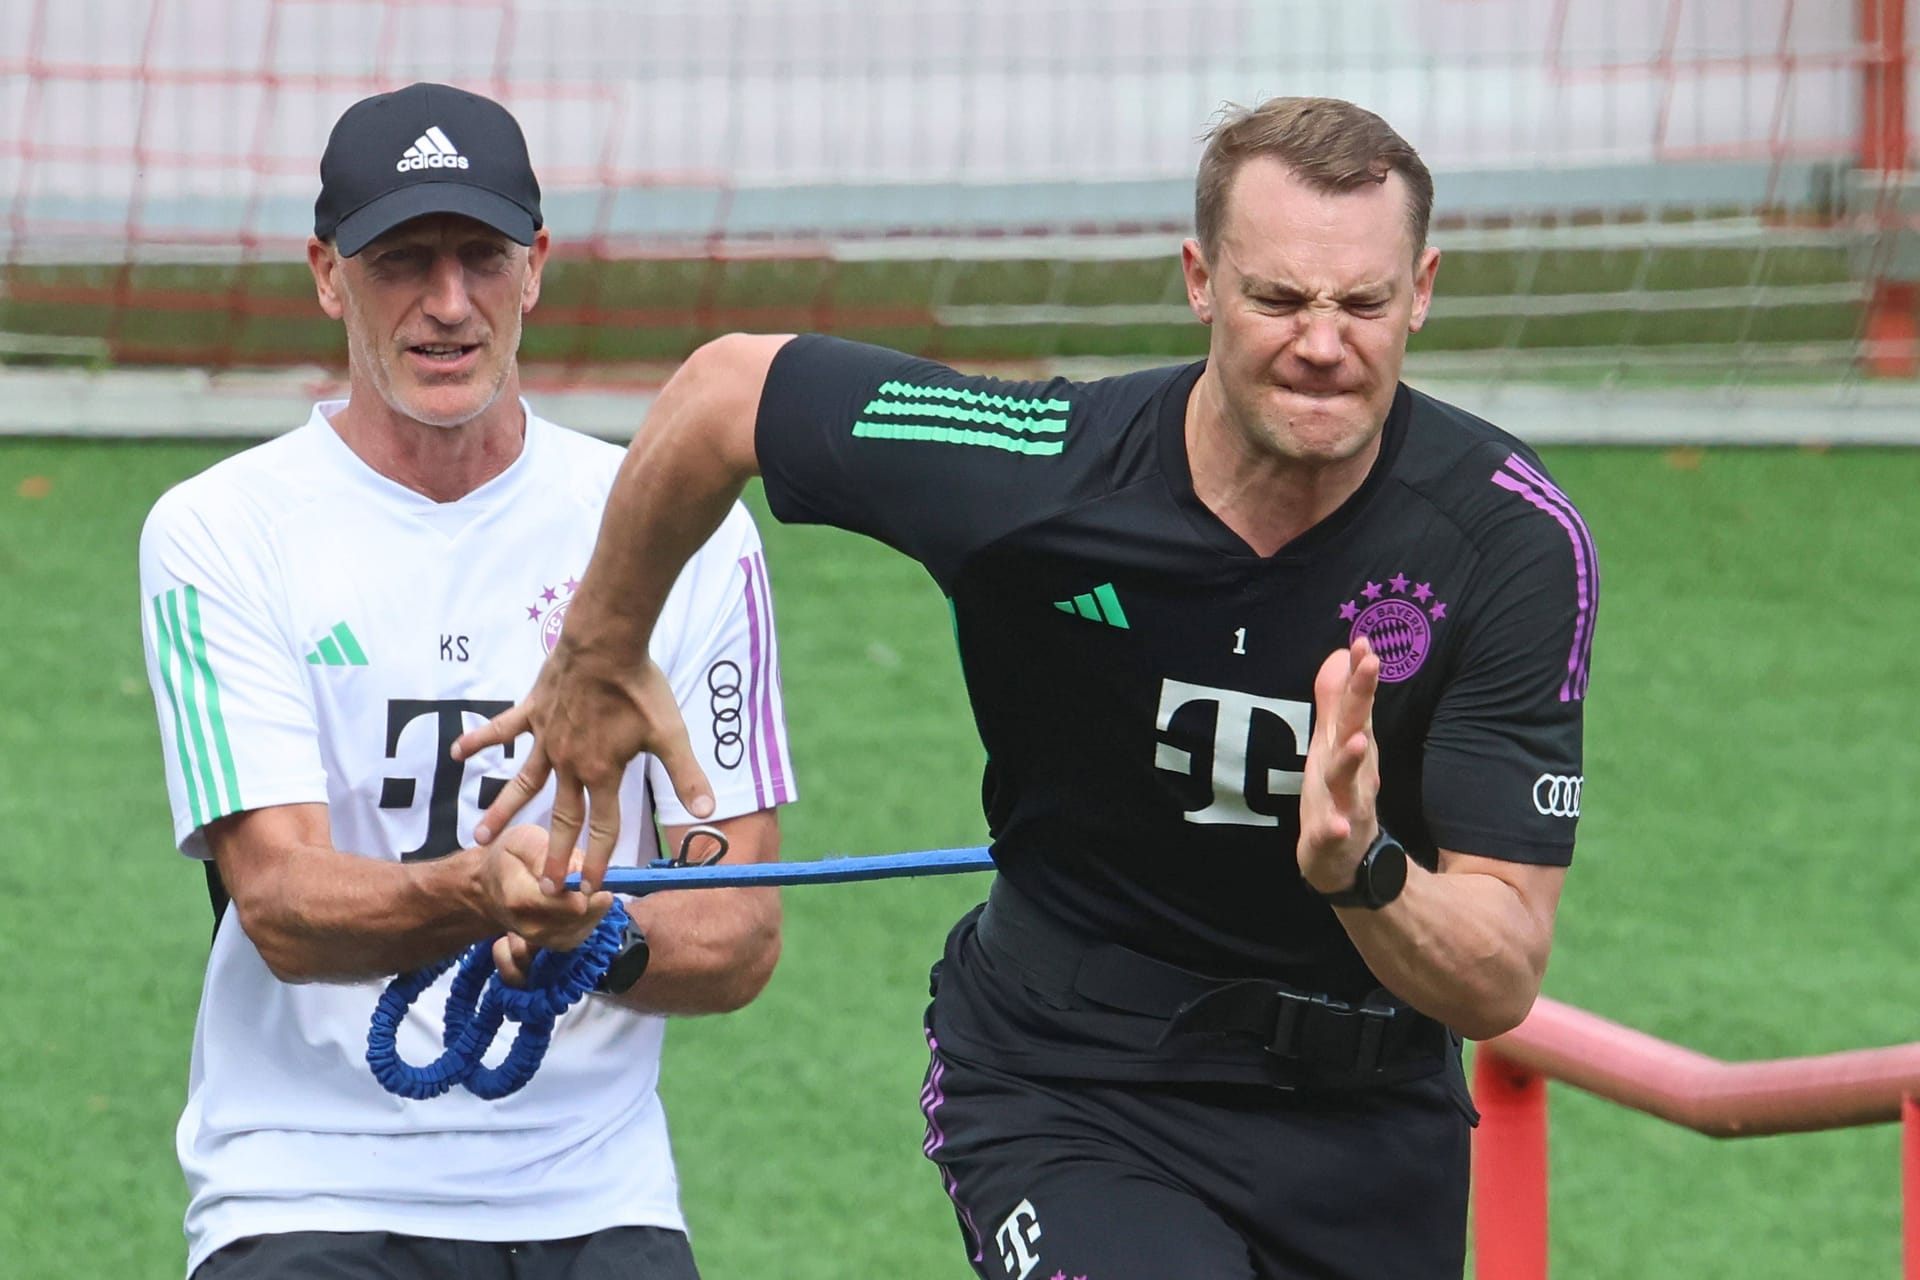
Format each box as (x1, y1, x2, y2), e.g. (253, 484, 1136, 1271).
(1297, 638, 1564, 1040)
(455, 333, 796, 890)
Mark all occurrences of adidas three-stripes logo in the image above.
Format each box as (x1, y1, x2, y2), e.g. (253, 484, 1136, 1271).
(853, 381, 1070, 456)
(397, 126, 469, 173)
(1054, 583, 1129, 629)
(151, 585, 242, 828)
(306, 622, 369, 666)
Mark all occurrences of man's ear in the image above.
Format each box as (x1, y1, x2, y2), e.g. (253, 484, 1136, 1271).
(521, 227, 551, 315)
(1408, 246, 1440, 334)
(1181, 238, 1214, 325)
(308, 236, 346, 321)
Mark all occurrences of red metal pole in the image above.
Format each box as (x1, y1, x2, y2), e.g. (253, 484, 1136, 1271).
(1904, 1093, 1917, 1279)
(1862, 0, 1907, 172)
(1473, 1048, 1550, 1280)
(1860, 0, 1916, 376)
(1867, 282, 1919, 378)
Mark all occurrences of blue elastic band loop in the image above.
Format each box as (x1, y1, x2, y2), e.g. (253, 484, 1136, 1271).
(369, 848, 996, 1102)
(367, 899, 630, 1101)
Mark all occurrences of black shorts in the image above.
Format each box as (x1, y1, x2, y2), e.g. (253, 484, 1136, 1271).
(191, 1226, 699, 1280)
(920, 1030, 1473, 1280)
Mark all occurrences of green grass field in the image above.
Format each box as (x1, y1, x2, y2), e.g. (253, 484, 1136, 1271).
(3, 436, 1917, 1279)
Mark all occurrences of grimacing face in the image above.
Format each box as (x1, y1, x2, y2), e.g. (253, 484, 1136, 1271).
(1182, 156, 1439, 468)
(310, 214, 548, 430)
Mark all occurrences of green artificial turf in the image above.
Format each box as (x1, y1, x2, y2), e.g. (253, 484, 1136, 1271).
(1, 438, 1914, 1278)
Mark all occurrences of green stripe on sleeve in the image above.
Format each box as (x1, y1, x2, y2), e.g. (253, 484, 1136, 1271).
(165, 589, 223, 822)
(183, 585, 243, 815)
(151, 593, 206, 829)
(1072, 593, 1101, 621)
(851, 422, 1064, 455)
(859, 398, 1067, 434)
(316, 637, 344, 666)
(876, 381, 1070, 413)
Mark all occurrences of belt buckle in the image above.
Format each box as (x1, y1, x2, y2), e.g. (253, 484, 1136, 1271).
(1351, 1002, 1397, 1072)
(1265, 989, 1400, 1072)
(1262, 988, 1322, 1060)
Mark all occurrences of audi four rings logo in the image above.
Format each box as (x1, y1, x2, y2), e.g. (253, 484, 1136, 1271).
(1533, 774, 1583, 818)
(707, 661, 745, 769)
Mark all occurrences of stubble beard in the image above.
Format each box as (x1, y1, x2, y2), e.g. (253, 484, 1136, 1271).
(1228, 383, 1376, 470)
(354, 321, 517, 431)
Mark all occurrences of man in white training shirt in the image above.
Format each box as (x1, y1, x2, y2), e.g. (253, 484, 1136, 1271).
(138, 82, 795, 1280)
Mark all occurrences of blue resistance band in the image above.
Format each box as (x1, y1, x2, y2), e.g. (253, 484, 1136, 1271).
(571, 845, 995, 894)
(367, 845, 995, 1100)
(367, 899, 629, 1100)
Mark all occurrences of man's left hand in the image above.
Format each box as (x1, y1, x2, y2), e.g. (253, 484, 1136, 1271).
(1297, 634, 1381, 894)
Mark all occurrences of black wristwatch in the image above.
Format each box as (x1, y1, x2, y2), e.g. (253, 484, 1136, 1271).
(1313, 829, 1409, 909)
(593, 917, 651, 995)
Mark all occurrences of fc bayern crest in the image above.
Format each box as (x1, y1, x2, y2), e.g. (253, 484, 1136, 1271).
(526, 576, 581, 655)
(1337, 572, 1449, 683)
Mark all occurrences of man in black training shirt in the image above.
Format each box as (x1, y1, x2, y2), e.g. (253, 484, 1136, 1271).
(461, 96, 1597, 1279)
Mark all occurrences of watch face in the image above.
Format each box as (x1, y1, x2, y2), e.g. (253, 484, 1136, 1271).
(598, 921, 651, 994)
(1367, 840, 1409, 906)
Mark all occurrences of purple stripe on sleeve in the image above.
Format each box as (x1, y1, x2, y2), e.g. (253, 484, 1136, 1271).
(1505, 455, 1601, 592)
(749, 552, 793, 803)
(738, 554, 769, 808)
(1502, 454, 1600, 700)
(921, 1031, 983, 1263)
(1491, 468, 1595, 702)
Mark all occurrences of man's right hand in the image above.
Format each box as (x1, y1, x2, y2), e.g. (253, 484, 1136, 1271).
(452, 632, 716, 894)
(479, 824, 616, 952)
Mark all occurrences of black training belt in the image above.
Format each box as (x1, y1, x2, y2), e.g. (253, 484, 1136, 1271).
(973, 877, 1450, 1084)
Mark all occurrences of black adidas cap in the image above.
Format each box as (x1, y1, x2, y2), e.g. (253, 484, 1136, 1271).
(315, 82, 543, 258)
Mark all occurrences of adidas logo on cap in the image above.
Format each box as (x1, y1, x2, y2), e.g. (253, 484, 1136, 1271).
(397, 125, 470, 173)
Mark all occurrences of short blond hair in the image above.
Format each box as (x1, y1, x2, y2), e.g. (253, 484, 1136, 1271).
(1194, 96, 1433, 257)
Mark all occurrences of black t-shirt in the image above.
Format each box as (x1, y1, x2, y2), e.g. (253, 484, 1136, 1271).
(757, 335, 1597, 1080)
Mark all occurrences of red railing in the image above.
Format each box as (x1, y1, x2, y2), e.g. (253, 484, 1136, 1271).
(1471, 996, 1920, 1278)
(1859, 0, 1917, 376)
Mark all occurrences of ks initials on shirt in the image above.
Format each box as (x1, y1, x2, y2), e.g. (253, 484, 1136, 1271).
(1153, 678, 1312, 826)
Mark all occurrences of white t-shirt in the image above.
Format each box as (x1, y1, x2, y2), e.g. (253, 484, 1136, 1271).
(138, 402, 796, 1274)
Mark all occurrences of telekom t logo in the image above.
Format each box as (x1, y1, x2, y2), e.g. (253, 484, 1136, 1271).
(379, 698, 518, 861)
(1153, 678, 1313, 826)
(994, 1198, 1043, 1279)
